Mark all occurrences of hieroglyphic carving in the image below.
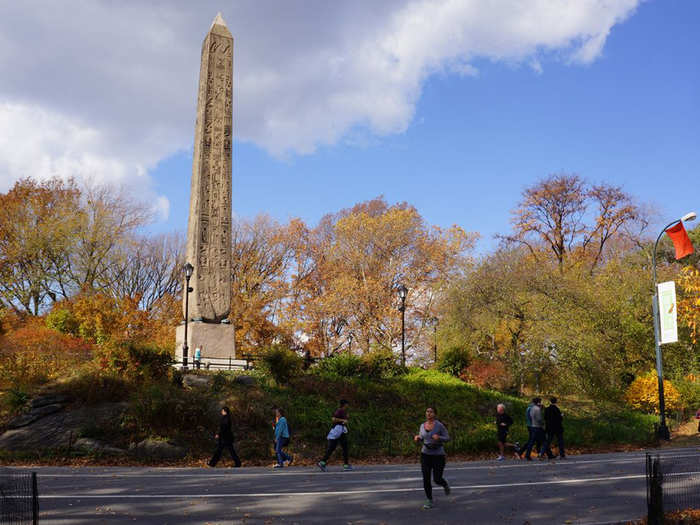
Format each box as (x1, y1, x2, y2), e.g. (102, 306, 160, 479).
(184, 14, 233, 322)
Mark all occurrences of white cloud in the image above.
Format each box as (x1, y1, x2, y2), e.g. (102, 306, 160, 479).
(0, 0, 641, 197)
(0, 102, 167, 213)
(154, 196, 171, 222)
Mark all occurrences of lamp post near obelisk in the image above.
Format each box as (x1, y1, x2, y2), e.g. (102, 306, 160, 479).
(176, 13, 235, 366)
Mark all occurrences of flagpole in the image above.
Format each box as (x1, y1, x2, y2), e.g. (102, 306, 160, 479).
(651, 212, 696, 441)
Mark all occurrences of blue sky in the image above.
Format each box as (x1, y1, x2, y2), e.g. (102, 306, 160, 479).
(148, 0, 699, 253)
(0, 1, 697, 254)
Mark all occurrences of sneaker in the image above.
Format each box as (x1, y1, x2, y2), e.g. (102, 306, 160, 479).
(343, 464, 353, 471)
(423, 499, 434, 510)
(497, 455, 504, 461)
(317, 461, 327, 472)
(443, 482, 451, 496)
(513, 442, 521, 454)
(273, 463, 283, 469)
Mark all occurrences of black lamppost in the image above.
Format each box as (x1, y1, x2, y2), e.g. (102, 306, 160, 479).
(182, 262, 194, 369)
(397, 284, 408, 367)
(651, 211, 695, 440)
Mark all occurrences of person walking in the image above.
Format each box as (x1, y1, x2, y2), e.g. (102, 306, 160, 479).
(544, 397, 565, 459)
(208, 406, 242, 467)
(318, 399, 352, 471)
(272, 407, 292, 468)
(523, 398, 548, 460)
(414, 406, 451, 509)
(521, 398, 536, 460)
(533, 398, 553, 459)
(496, 404, 519, 460)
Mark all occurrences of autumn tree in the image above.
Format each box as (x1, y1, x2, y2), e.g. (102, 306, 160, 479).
(440, 243, 658, 399)
(440, 247, 547, 393)
(289, 197, 476, 360)
(62, 184, 151, 293)
(103, 232, 184, 311)
(0, 177, 152, 315)
(505, 173, 638, 271)
(0, 177, 81, 314)
(229, 215, 296, 353)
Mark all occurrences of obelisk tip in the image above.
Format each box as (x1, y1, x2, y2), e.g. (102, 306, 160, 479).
(211, 12, 228, 29)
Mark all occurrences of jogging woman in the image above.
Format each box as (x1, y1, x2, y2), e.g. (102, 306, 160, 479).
(414, 407, 451, 509)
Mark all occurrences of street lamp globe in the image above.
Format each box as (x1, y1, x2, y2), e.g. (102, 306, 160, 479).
(184, 262, 194, 278)
(397, 284, 408, 301)
(681, 211, 697, 223)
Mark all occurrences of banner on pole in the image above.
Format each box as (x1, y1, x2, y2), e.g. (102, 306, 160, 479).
(657, 281, 678, 345)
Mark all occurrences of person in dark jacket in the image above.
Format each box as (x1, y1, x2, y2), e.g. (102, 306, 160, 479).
(544, 397, 565, 459)
(496, 403, 519, 460)
(208, 406, 242, 467)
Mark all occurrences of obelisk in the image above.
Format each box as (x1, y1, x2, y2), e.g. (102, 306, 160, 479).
(176, 13, 235, 364)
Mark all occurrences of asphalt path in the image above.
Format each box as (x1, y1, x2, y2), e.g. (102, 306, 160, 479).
(7, 447, 700, 524)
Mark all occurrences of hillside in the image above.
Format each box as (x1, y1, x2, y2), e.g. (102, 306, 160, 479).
(0, 368, 661, 464)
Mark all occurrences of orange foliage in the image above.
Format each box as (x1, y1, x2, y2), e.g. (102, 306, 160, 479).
(0, 318, 93, 387)
(460, 360, 509, 390)
(47, 293, 178, 351)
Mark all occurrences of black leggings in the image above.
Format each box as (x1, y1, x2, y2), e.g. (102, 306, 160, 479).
(209, 442, 241, 467)
(321, 433, 349, 464)
(421, 453, 448, 500)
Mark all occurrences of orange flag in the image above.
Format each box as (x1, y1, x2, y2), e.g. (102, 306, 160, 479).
(665, 222, 694, 260)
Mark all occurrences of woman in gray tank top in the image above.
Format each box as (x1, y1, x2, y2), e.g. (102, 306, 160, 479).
(413, 406, 451, 509)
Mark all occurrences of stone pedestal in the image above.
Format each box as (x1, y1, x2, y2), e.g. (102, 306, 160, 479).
(175, 321, 235, 363)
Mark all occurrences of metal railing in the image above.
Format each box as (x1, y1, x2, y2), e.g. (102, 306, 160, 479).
(172, 354, 254, 371)
(172, 352, 323, 371)
(0, 470, 38, 525)
(646, 453, 700, 525)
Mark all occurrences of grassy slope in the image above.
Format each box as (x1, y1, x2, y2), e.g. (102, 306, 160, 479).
(244, 368, 657, 460)
(0, 368, 658, 462)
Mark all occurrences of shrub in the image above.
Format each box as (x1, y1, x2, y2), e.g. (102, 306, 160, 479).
(124, 380, 216, 437)
(461, 359, 509, 390)
(438, 345, 471, 377)
(54, 370, 131, 404)
(0, 321, 93, 388)
(362, 349, 403, 378)
(94, 341, 173, 381)
(3, 387, 29, 415)
(674, 376, 700, 412)
(625, 371, 682, 414)
(316, 353, 364, 377)
(260, 345, 303, 385)
(46, 308, 80, 336)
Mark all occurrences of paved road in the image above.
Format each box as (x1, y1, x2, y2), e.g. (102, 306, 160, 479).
(7, 447, 700, 524)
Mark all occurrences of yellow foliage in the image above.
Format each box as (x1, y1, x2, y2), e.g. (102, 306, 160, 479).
(624, 371, 682, 414)
(678, 267, 700, 344)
